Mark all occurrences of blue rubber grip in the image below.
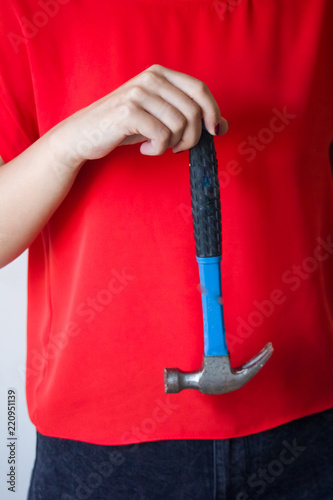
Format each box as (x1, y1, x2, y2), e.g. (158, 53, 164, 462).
(197, 256, 228, 356)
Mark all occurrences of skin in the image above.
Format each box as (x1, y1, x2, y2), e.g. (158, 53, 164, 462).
(0, 64, 228, 268)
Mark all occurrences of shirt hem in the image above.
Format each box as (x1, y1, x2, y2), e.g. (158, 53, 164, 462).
(33, 400, 333, 446)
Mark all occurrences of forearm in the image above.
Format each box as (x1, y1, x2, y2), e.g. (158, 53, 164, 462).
(0, 64, 227, 269)
(0, 124, 85, 269)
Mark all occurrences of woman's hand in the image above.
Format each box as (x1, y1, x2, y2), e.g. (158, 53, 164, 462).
(52, 64, 228, 163)
(0, 65, 228, 267)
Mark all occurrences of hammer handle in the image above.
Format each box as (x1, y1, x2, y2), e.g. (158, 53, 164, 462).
(189, 124, 222, 258)
(189, 123, 228, 356)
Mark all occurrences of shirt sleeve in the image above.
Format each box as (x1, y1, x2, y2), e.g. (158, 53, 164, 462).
(0, 3, 39, 163)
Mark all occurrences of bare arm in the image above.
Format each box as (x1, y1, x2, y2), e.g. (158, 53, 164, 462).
(0, 137, 85, 268)
(0, 64, 228, 269)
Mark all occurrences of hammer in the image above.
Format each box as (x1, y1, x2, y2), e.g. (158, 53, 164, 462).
(164, 123, 273, 394)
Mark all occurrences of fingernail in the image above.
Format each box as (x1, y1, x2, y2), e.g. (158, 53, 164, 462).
(215, 118, 229, 136)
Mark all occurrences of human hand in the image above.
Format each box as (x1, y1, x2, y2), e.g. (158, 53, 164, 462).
(54, 64, 228, 163)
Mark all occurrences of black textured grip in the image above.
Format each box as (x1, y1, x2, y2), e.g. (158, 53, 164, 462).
(189, 127, 221, 258)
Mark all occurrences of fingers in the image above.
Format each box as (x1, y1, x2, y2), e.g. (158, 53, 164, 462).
(120, 105, 182, 156)
(120, 64, 228, 155)
(144, 65, 228, 138)
(122, 85, 188, 150)
(138, 75, 204, 153)
(71, 64, 229, 160)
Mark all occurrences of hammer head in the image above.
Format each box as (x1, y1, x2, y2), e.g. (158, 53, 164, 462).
(164, 343, 273, 395)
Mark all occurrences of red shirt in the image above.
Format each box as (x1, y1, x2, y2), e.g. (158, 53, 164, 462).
(0, 0, 332, 445)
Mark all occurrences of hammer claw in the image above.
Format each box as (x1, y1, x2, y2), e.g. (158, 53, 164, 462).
(164, 343, 274, 395)
(233, 342, 274, 374)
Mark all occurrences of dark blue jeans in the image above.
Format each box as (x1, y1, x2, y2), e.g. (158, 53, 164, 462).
(28, 408, 333, 500)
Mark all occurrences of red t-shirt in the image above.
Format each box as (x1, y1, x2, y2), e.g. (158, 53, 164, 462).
(0, 0, 332, 445)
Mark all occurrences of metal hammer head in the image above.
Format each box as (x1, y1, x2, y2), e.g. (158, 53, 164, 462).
(164, 343, 273, 395)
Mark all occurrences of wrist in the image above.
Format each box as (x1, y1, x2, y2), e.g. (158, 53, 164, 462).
(43, 118, 87, 173)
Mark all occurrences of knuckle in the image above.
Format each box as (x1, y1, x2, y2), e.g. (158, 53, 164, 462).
(184, 123, 201, 148)
(187, 102, 202, 121)
(154, 125, 170, 154)
(173, 110, 187, 129)
(140, 69, 162, 88)
(118, 101, 137, 121)
(127, 85, 146, 102)
(157, 124, 171, 143)
(193, 78, 209, 96)
(148, 63, 163, 73)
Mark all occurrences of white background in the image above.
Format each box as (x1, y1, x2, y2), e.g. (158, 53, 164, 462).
(0, 251, 36, 500)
